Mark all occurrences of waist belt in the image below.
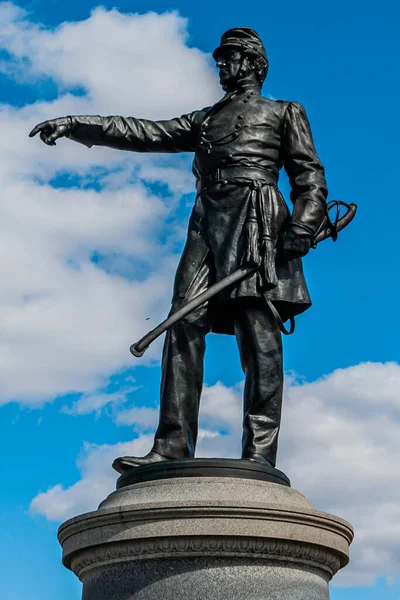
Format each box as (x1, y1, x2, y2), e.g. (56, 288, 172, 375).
(200, 166, 277, 187)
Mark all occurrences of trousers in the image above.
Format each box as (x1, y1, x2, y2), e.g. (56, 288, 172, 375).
(152, 299, 283, 466)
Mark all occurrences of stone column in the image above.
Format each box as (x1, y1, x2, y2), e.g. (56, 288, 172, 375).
(58, 459, 353, 600)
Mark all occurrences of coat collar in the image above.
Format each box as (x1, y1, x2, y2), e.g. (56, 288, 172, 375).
(202, 80, 261, 121)
(210, 80, 261, 109)
(235, 79, 261, 94)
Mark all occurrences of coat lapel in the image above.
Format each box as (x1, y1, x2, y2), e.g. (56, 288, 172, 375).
(203, 91, 236, 120)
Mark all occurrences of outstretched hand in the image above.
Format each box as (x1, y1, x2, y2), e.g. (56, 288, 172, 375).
(29, 117, 72, 146)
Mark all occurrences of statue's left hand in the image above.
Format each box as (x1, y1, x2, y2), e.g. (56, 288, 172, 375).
(280, 229, 312, 261)
(29, 117, 72, 146)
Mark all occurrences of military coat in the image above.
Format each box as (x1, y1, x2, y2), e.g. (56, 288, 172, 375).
(69, 81, 328, 334)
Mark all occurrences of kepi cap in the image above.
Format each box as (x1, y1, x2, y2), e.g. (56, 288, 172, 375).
(213, 28, 267, 62)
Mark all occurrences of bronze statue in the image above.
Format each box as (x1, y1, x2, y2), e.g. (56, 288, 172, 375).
(30, 28, 353, 474)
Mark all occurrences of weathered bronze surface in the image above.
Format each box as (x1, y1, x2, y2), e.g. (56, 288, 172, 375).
(30, 28, 352, 475)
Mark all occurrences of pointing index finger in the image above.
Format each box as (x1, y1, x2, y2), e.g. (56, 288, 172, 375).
(29, 121, 48, 138)
(29, 125, 41, 138)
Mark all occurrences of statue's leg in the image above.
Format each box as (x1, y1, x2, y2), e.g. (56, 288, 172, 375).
(112, 315, 207, 473)
(113, 241, 213, 473)
(234, 300, 283, 467)
(113, 310, 209, 473)
(151, 245, 214, 460)
(152, 317, 207, 459)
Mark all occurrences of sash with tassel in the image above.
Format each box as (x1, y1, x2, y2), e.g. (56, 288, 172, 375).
(243, 180, 278, 289)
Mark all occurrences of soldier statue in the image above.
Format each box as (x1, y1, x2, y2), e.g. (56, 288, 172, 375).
(30, 28, 329, 473)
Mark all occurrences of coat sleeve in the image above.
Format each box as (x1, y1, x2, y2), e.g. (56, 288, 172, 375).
(68, 112, 202, 153)
(281, 102, 328, 236)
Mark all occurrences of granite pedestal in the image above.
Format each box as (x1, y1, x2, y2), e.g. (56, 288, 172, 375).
(58, 459, 353, 600)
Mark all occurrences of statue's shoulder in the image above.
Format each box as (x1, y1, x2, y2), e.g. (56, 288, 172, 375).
(259, 96, 290, 108)
(256, 96, 291, 118)
(191, 107, 212, 125)
(258, 97, 308, 120)
(267, 98, 307, 112)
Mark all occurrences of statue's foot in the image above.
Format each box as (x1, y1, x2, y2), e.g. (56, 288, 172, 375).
(244, 453, 274, 468)
(112, 451, 170, 474)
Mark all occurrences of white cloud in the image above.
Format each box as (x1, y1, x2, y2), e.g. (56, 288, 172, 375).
(0, 4, 220, 404)
(115, 405, 159, 429)
(30, 363, 400, 588)
(30, 435, 155, 519)
(62, 384, 138, 416)
(0, 3, 220, 116)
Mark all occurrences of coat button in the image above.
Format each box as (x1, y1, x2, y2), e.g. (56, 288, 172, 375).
(237, 115, 244, 120)
(243, 99, 248, 103)
(235, 123, 241, 129)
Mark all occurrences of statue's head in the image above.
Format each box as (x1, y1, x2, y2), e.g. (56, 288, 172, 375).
(213, 28, 268, 92)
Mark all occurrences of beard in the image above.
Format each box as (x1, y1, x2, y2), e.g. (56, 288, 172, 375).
(219, 70, 237, 92)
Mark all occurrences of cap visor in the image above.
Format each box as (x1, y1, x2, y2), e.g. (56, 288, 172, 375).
(212, 42, 243, 60)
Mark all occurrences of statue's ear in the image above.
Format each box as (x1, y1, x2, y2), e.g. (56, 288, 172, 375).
(238, 55, 251, 78)
(248, 57, 256, 70)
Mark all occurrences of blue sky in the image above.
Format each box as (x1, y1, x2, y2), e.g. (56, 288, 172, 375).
(1, 1, 400, 598)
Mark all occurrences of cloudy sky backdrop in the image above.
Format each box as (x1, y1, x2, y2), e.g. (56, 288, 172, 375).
(1, 1, 399, 599)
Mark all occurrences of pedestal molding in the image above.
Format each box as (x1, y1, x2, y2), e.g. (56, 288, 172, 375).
(59, 504, 353, 550)
(69, 536, 341, 580)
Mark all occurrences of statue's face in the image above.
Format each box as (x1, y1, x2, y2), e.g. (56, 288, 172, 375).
(215, 47, 244, 91)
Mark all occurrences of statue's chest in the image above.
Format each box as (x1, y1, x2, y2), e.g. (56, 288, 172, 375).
(197, 95, 278, 150)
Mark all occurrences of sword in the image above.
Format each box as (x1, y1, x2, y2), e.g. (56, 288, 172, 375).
(130, 201, 357, 357)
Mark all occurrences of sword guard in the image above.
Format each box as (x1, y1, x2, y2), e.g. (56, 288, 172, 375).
(313, 201, 357, 246)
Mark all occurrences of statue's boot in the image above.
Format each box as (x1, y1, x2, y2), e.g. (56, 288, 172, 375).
(112, 451, 170, 474)
(245, 453, 274, 468)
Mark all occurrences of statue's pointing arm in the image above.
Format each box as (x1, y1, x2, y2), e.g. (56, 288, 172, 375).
(282, 102, 328, 236)
(29, 113, 200, 153)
